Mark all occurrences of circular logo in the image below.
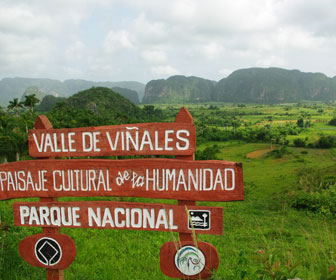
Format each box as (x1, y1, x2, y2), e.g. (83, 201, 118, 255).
(174, 245, 205, 276)
(34, 237, 62, 266)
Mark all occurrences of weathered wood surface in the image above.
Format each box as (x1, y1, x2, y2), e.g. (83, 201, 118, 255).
(13, 201, 223, 235)
(160, 241, 219, 279)
(34, 115, 65, 280)
(0, 158, 243, 201)
(29, 110, 196, 158)
(18, 233, 76, 269)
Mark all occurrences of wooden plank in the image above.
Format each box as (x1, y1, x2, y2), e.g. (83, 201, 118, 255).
(175, 106, 196, 246)
(18, 233, 76, 269)
(13, 201, 223, 235)
(29, 122, 196, 158)
(160, 241, 219, 279)
(34, 115, 65, 280)
(0, 158, 243, 201)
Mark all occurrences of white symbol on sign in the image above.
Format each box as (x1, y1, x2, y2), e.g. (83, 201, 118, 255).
(188, 210, 210, 230)
(34, 237, 62, 266)
(174, 246, 205, 276)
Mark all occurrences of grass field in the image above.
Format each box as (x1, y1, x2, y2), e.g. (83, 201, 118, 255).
(1, 103, 336, 279)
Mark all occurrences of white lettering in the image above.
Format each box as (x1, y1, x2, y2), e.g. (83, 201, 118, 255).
(176, 130, 190, 150)
(88, 207, 101, 227)
(33, 133, 44, 152)
(165, 130, 174, 151)
(19, 206, 30, 225)
(225, 168, 235, 190)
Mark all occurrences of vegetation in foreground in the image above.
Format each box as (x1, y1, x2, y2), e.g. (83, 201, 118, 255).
(0, 92, 336, 279)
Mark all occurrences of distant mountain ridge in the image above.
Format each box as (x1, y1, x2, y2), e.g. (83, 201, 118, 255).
(0, 77, 145, 106)
(143, 75, 216, 103)
(143, 68, 336, 104)
(2, 67, 336, 106)
(215, 68, 336, 103)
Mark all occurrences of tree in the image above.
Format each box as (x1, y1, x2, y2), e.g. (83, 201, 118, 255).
(328, 117, 336, 126)
(7, 98, 24, 117)
(316, 135, 336, 149)
(143, 105, 163, 121)
(23, 94, 40, 112)
(297, 117, 304, 128)
(293, 138, 306, 147)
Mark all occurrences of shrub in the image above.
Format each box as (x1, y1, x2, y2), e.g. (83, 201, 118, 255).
(293, 138, 306, 147)
(296, 167, 335, 192)
(291, 187, 336, 216)
(297, 118, 304, 128)
(195, 144, 221, 160)
(291, 168, 336, 216)
(315, 135, 336, 148)
(267, 146, 290, 158)
(328, 117, 336, 126)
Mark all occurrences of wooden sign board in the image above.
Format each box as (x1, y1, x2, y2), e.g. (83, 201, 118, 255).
(13, 201, 223, 235)
(160, 241, 219, 279)
(18, 233, 76, 269)
(29, 122, 196, 158)
(0, 158, 243, 201)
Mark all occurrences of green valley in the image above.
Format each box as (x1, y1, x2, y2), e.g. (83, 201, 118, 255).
(0, 89, 336, 279)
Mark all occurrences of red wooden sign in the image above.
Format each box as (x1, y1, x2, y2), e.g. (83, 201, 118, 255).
(0, 158, 243, 201)
(5, 108, 244, 280)
(160, 241, 219, 279)
(29, 110, 196, 158)
(13, 201, 223, 235)
(18, 233, 76, 269)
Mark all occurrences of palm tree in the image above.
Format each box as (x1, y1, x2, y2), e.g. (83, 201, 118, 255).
(7, 98, 24, 117)
(23, 94, 40, 112)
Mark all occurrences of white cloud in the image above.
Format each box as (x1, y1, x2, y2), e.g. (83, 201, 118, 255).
(0, 32, 54, 73)
(218, 68, 233, 77)
(201, 43, 225, 60)
(130, 14, 168, 45)
(256, 56, 287, 68)
(170, 0, 197, 22)
(0, 3, 54, 36)
(141, 49, 167, 64)
(65, 41, 86, 61)
(151, 65, 179, 78)
(1, 0, 336, 81)
(104, 30, 134, 53)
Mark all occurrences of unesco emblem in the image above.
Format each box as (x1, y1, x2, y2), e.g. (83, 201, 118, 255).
(188, 210, 210, 230)
(34, 237, 62, 266)
(174, 245, 206, 276)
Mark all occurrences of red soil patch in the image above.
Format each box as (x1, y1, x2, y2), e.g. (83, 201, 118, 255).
(246, 148, 273, 158)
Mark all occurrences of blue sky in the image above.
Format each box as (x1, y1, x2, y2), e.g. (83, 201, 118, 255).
(1, 0, 336, 83)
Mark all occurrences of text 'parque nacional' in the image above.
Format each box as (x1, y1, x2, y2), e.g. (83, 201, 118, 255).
(13, 201, 223, 235)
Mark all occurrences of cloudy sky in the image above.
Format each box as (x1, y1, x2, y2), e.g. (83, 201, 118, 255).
(1, 0, 336, 83)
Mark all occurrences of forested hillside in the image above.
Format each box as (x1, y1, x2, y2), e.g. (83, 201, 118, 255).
(143, 68, 336, 104)
(111, 87, 139, 104)
(49, 87, 146, 128)
(0, 77, 145, 106)
(143, 75, 216, 103)
(215, 68, 336, 103)
(0, 86, 152, 162)
(3, 67, 336, 106)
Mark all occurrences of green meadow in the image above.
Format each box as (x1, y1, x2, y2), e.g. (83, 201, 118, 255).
(1, 102, 336, 279)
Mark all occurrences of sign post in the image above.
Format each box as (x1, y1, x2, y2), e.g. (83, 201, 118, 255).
(0, 107, 244, 279)
(35, 115, 65, 280)
(175, 108, 196, 245)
